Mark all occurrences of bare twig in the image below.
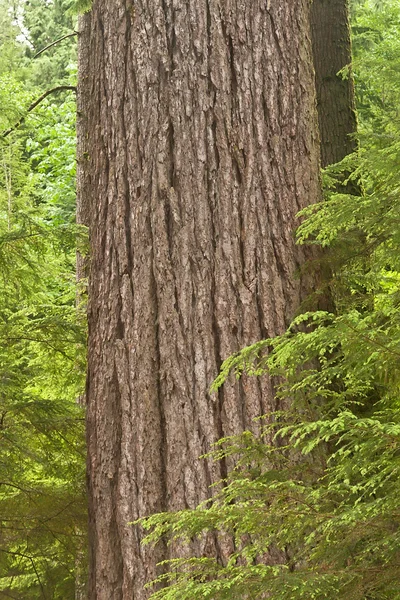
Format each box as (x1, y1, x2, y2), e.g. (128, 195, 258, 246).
(0, 550, 47, 599)
(1, 86, 77, 138)
(33, 32, 78, 59)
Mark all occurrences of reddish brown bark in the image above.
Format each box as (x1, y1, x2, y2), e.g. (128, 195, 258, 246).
(77, 1, 321, 598)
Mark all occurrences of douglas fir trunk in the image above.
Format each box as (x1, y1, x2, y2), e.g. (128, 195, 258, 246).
(77, 1, 321, 598)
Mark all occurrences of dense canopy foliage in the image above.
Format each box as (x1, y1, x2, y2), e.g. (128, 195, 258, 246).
(0, 1, 85, 597)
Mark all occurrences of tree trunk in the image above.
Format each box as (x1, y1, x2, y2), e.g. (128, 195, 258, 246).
(78, 1, 321, 598)
(76, 11, 91, 316)
(311, 0, 357, 167)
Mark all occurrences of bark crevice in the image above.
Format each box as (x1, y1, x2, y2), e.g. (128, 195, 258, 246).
(79, 2, 322, 597)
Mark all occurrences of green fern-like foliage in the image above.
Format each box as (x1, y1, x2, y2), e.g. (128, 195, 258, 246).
(139, 408, 400, 600)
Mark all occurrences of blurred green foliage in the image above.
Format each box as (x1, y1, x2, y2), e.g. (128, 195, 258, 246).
(0, 1, 86, 598)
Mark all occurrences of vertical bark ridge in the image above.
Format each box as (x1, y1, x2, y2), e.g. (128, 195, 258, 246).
(311, 0, 357, 167)
(79, 1, 322, 597)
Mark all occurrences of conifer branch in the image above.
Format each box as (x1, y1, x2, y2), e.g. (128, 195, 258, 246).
(0, 549, 46, 599)
(1, 86, 77, 138)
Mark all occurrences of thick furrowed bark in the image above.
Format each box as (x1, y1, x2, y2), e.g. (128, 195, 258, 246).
(78, 1, 321, 597)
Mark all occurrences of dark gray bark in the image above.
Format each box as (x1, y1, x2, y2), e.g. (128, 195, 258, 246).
(77, 1, 321, 598)
(311, 0, 357, 167)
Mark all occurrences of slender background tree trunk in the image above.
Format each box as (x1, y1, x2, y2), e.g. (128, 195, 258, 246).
(311, 0, 357, 167)
(78, 1, 321, 598)
(76, 12, 91, 307)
